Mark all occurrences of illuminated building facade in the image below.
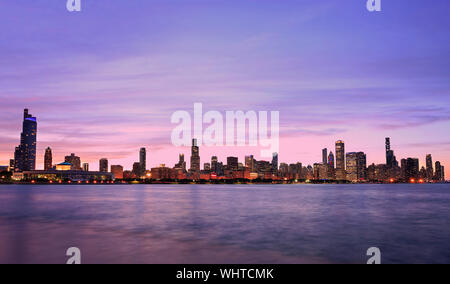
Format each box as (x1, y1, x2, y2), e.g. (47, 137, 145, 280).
(44, 147, 52, 171)
(14, 109, 37, 172)
(65, 153, 81, 171)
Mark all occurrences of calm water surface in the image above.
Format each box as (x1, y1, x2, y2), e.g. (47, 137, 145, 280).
(0, 184, 449, 264)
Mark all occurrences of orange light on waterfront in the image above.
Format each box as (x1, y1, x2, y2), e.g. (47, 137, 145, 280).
(58, 180, 62, 184)
(68, 180, 71, 184)
(49, 180, 53, 184)
(31, 180, 35, 184)
(390, 178, 395, 183)
(93, 180, 97, 184)
(78, 181, 81, 184)
(86, 181, 89, 184)
(419, 179, 424, 183)
(410, 178, 416, 183)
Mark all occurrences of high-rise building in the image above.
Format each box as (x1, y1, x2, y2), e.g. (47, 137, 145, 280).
(245, 155, 255, 172)
(132, 162, 141, 178)
(14, 109, 37, 172)
(190, 139, 200, 173)
(346, 152, 367, 182)
(401, 158, 419, 181)
(441, 166, 445, 181)
(328, 151, 335, 168)
(272, 153, 278, 172)
(335, 140, 346, 180)
(227, 157, 239, 170)
(44, 147, 52, 170)
(111, 165, 124, 180)
(99, 158, 108, 172)
(175, 154, 186, 172)
(426, 154, 434, 181)
(435, 161, 443, 182)
(211, 156, 218, 173)
(204, 163, 211, 171)
(82, 163, 89, 172)
(322, 148, 328, 165)
(65, 153, 81, 170)
(385, 138, 398, 168)
(9, 159, 15, 171)
(139, 147, 146, 178)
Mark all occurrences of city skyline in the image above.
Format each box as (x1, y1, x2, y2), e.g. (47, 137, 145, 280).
(0, 1, 449, 177)
(3, 108, 446, 183)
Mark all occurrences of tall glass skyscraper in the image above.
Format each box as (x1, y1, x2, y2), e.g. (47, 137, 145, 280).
(14, 109, 37, 172)
(139, 147, 147, 178)
(335, 140, 346, 180)
(190, 139, 200, 173)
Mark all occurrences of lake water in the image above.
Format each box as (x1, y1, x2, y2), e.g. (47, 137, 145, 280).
(0, 184, 449, 264)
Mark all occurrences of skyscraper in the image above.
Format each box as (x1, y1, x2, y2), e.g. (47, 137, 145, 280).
(14, 109, 37, 172)
(335, 140, 346, 180)
(82, 163, 89, 172)
(441, 166, 445, 182)
(328, 152, 335, 168)
(245, 155, 255, 172)
(227, 157, 239, 170)
(401, 158, 419, 181)
(175, 154, 186, 172)
(426, 154, 434, 181)
(346, 152, 367, 182)
(65, 153, 81, 170)
(44, 147, 52, 170)
(322, 148, 328, 165)
(435, 161, 443, 182)
(99, 158, 108, 172)
(211, 156, 218, 173)
(272, 152, 278, 172)
(132, 162, 141, 178)
(139, 147, 147, 178)
(385, 138, 398, 168)
(190, 139, 200, 173)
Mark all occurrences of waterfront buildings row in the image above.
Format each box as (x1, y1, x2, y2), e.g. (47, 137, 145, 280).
(3, 109, 447, 183)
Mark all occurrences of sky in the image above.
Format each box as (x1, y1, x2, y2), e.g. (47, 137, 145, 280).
(0, 0, 449, 176)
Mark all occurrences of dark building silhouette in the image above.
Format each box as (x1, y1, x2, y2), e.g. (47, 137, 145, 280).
(227, 157, 239, 170)
(322, 148, 328, 165)
(99, 158, 108, 172)
(44, 147, 52, 170)
(272, 152, 278, 172)
(139, 147, 146, 178)
(211, 156, 218, 173)
(401, 158, 419, 181)
(65, 153, 81, 171)
(435, 161, 443, 182)
(190, 139, 200, 173)
(426, 154, 434, 181)
(14, 109, 37, 172)
(174, 154, 186, 172)
(385, 137, 398, 168)
(132, 162, 141, 178)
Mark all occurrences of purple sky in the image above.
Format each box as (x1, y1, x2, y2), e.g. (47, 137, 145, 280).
(0, 0, 449, 176)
